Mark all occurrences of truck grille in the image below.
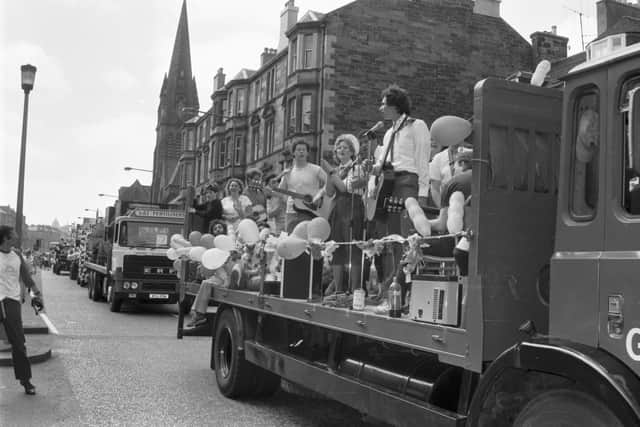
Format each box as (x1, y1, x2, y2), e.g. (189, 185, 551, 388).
(141, 283, 176, 292)
(123, 255, 176, 280)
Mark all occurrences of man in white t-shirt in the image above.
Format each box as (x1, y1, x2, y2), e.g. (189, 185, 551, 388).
(0, 225, 44, 395)
(279, 141, 327, 233)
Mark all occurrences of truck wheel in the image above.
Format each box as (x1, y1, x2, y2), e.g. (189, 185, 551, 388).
(213, 309, 255, 398)
(88, 272, 94, 299)
(91, 274, 102, 302)
(108, 286, 122, 312)
(513, 388, 623, 427)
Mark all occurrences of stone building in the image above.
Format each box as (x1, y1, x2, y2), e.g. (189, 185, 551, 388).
(166, 0, 587, 202)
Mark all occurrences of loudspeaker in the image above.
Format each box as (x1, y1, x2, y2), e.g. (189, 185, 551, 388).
(281, 252, 323, 299)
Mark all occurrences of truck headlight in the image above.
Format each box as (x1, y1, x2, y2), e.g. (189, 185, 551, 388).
(131, 282, 138, 289)
(123, 281, 130, 289)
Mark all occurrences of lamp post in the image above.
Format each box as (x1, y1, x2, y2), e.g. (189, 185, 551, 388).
(15, 64, 37, 249)
(84, 208, 99, 222)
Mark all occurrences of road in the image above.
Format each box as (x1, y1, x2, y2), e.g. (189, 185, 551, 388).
(0, 270, 373, 427)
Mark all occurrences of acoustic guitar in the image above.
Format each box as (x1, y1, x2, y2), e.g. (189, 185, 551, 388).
(248, 180, 334, 219)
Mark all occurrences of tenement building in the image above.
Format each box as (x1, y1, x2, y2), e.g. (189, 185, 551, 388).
(168, 0, 581, 201)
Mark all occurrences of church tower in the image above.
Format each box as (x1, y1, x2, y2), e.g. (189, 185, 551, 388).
(151, 0, 199, 203)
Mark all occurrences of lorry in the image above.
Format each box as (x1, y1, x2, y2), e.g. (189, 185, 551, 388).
(178, 38, 640, 426)
(52, 241, 73, 275)
(85, 200, 184, 312)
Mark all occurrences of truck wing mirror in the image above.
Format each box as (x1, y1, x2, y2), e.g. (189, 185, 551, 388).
(631, 88, 640, 175)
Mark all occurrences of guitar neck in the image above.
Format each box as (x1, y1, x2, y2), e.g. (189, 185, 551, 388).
(272, 188, 308, 200)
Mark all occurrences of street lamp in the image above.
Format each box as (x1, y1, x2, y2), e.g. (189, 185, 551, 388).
(124, 166, 152, 173)
(15, 64, 37, 248)
(84, 208, 99, 222)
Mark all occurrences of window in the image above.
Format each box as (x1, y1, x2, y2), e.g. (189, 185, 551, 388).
(621, 77, 640, 214)
(302, 34, 314, 68)
(185, 163, 194, 186)
(301, 94, 312, 132)
(288, 97, 297, 135)
(290, 38, 297, 73)
(570, 89, 599, 221)
(228, 90, 234, 116)
(201, 152, 207, 182)
(266, 69, 275, 100)
(209, 143, 215, 172)
(253, 80, 261, 109)
(187, 129, 195, 151)
(219, 138, 229, 167)
(236, 89, 245, 115)
(235, 135, 243, 165)
(251, 126, 260, 162)
(265, 120, 274, 156)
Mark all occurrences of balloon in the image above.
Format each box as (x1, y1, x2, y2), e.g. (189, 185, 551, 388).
(531, 59, 551, 87)
(188, 246, 207, 262)
(170, 234, 183, 244)
(172, 259, 182, 280)
(200, 233, 215, 249)
(166, 248, 178, 261)
(404, 197, 420, 211)
(188, 231, 202, 246)
(237, 219, 260, 244)
(201, 248, 231, 270)
(307, 217, 331, 242)
(276, 236, 308, 260)
(449, 191, 465, 209)
(430, 116, 472, 147)
(414, 215, 432, 237)
(447, 212, 464, 234)
(214, 234, 235, 251)
(291, 221, 310, 240)
(176, 247, 191, 258)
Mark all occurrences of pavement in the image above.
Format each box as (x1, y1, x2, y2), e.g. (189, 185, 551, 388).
(0, 276, 54, 367)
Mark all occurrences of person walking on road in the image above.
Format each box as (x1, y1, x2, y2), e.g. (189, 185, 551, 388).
(0, 225, 44, 395)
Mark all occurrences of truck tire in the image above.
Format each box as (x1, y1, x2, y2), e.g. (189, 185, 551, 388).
(513, 388, 623, 427)
(88, 272, 94, 299)
(91, 273, 102, 302)
(213, 309, 255, 398)
(108, 285, 122, 312)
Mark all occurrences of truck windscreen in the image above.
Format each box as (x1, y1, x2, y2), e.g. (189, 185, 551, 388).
(118, 221, 183, 248)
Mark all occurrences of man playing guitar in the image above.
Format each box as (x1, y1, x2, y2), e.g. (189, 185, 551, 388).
(367, 85, 431, 302)
(279, 140, 327, 233)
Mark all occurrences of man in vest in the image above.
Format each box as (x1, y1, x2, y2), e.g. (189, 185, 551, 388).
(0, 225, 44, 395)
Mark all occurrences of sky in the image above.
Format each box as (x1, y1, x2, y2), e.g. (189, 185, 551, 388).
(1, 0, 599, 227)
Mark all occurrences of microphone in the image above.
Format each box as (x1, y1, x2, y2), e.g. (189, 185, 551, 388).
(360, 121, 384, 138)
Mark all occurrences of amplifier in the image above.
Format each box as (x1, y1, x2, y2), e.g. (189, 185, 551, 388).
(409, 276, 461, 326)
(280, 252, 323, 300)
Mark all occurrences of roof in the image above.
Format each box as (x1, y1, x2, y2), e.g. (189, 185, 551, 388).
(298, 10, 325, 23)
(231, 68, 256, 81)
(594, 16, 640, 41)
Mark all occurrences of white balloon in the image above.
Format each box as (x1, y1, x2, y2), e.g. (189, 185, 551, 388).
(176, 247, 191, 258)
(201, 248, 231, 270)
(237, 219, 260, 244)
(307, 217, 331, 242)
(214, 234, 235, 251)
(414, 215, 432, 237)
(430, 116, 472, 147)
(188, 246, 207, 263)
(449, 191, 465, 208)
(166, 248, 178, 261)
(447, 212, 464, 234)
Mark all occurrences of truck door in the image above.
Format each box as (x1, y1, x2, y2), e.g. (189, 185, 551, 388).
(550, 67, 607, 346)
(599, 56, 640, 377)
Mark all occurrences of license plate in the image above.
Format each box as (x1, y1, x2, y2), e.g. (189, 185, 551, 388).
(149, 294, 169, 299)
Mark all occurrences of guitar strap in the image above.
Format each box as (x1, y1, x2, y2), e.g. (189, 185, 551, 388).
(381, 115, 409, 168)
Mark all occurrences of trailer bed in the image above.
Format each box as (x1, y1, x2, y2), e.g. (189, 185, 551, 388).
(211, 286, 471, 367)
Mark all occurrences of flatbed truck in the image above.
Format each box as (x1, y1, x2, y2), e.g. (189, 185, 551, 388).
(180, 39, 640, 426)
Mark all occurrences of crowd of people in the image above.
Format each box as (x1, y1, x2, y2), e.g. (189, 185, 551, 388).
(185, 83, 473, 324)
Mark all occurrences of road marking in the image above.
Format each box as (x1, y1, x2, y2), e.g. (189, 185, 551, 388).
(39, 313, 60, 335)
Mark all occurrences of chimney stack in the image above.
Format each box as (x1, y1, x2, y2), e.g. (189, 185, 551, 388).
(261, 48, 278, 66)
(213, 67, 226, 91)
(473, 0, 501, 18)
(278, 0, 299, 51)
(531, 29, 569, 64)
